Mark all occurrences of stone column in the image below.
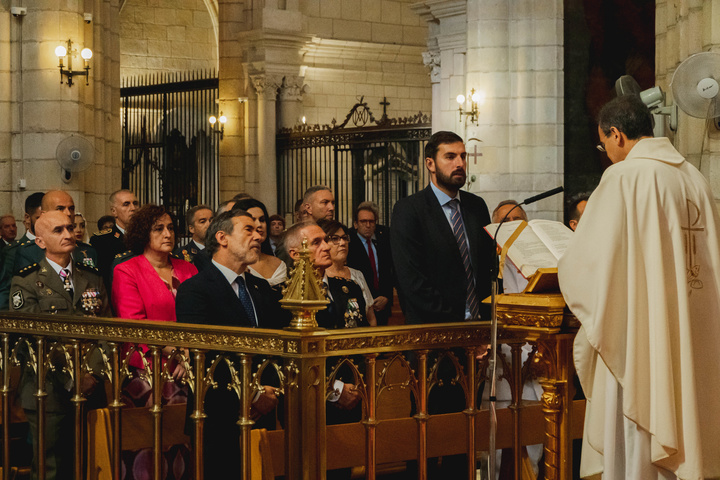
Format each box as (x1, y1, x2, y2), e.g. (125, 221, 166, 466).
(250, 74, 282, 214)
(0, 1, 120, 226)
(278, 75, 307, 130)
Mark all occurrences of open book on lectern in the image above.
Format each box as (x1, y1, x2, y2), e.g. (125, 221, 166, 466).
(484, 219, 574, 279)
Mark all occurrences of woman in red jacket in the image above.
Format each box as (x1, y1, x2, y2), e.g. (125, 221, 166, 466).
(112, 204, 197, 397)
(111, 204, 198, 478)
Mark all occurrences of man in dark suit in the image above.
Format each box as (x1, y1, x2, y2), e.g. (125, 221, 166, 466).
(391, 130, 493, 324)
(90, 189, 139, 290)
(173, 204, 213, 271)
(346, 201, 394, 325)
(176, 209, 288, 478)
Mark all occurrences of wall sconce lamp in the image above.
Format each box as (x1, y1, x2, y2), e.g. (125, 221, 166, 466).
(55, 39, 92, 87)
(209, 112, 227, 140)
(456, 88, 485, 125)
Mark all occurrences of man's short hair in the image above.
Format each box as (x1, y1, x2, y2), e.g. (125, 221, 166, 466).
(269, 214, 285, 228)
(25, 192, 44, 214)
(492, 200, 528, 223)
(302, 185, 331, 203)
(109, 189, 134, 206)
(185, 205, 213, 227)
(231, 192, 253, 202)
(216, 199, 236, 214)
(204, 209, 253, 257)
(424, 131, 464, 161)
(597, 94, 654, 140)
(282, 220, 318, 253)
(567, 193, 591, 223)
(353, 201, 379, 222)
(97, 215, 115, 231)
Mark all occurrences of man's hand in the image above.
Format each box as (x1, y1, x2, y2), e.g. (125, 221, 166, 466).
(336, 383, 360, 410)
(372, 296, 389, 311)
(250, 385, 279, 420)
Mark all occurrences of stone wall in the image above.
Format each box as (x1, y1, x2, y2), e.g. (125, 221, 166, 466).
(0, 1, 121, 232)
(300, 0, 431, 126)
(120, 0, 218, 79)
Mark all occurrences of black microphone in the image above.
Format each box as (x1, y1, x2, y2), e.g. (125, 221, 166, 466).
(522, 186, 564, 206)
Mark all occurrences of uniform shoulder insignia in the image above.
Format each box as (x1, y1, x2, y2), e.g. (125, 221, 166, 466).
(16, 263, 39, 277)
(114, 250, 132, 259)
(170, 252, 183, 260)
(94, 229, 113, 236)
(20, 240, 32, 246)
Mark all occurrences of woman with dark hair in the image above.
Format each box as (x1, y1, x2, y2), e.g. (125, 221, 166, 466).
(112, 205, 197, 383)
(113, 204, 198, 323)
(319, 219, 376, 327)
(111, 204, 197, 476)
(234, 198, 288, 286)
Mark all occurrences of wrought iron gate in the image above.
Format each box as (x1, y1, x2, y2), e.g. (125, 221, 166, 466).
(121, 72, 219, 232)
(276, 98, 431, 225)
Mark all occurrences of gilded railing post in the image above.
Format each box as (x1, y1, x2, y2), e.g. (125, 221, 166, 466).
(71, 339, 86, 480)
(533, 333, 574, 480)
(107, 341, 123, 480)
(191, 349, 207, 480)
(464, 346, 477, 480)
(35, 336, 47, 480)
(1, 334, 9, 480)
(281, 238, 330, 480)
(415, 349, 429, 480)
(239, 353, 254, 480)
(509, 341, 523, 480)
(150, 345, 163, 480)
(363, 353, 378, 480)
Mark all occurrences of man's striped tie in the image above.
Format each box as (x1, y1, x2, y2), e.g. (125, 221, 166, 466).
(448, 199, 479, 319)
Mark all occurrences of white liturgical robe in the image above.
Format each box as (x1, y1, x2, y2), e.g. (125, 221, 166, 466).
(558, 137, 720, 480)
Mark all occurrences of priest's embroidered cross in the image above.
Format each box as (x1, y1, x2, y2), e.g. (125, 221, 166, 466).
(683, 199, 704, 291)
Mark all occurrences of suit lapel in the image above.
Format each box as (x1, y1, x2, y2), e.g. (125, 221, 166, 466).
(208, 264, 252, 326)
(422, 186, 460, 255)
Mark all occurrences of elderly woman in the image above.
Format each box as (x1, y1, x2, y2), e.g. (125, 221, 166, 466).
(112, 205, 197, 393)
(319, 219, 376, 327)
(234, 198, 287, 286)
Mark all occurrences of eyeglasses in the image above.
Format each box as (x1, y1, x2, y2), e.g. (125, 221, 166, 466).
(596, 142, 606, 153)
(327, 234, 350, 245)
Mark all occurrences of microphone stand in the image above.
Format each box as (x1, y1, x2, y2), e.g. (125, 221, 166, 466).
(486, 186, 563, 480)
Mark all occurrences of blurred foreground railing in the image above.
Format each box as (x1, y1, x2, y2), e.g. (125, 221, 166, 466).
(0, 310, 582, 480)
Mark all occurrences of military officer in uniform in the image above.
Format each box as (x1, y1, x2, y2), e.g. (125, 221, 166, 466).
(10, 210, 109, 480)
(0, 192, 44, 309)
(173, 204, 213, 271)
(90, 189, 139, 291)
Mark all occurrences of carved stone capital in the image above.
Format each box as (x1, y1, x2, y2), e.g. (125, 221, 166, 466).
(421, 50, 441, 83)
(279, 75, 307, 102)
(250, 74, 283, 98)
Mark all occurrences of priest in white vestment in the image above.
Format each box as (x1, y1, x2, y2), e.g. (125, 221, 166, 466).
(558, 94, 720, 480)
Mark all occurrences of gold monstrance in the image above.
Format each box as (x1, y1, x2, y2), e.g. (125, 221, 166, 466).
(280, 238, 330, 329)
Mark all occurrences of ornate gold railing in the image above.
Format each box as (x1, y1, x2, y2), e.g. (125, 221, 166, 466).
(0, 309, 581, 480)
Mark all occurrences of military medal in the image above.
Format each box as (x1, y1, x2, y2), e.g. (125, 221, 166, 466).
(81, 288, 101, 316)
(36, 281, 44, 288)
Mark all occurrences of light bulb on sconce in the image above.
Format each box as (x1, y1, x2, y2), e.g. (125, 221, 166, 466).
(209, 112, 226, 140)
(456, 88, 484, 125)
(55, 39, 92, 87)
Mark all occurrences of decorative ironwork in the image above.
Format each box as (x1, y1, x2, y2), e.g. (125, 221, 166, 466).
(276, 97, 431, 225)
(121, 71, 220, 235)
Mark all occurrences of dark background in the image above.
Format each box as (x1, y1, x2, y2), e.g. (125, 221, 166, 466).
(563, 0, 655, 215)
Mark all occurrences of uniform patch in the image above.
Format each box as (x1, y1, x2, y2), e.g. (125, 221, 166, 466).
(11, 291, 23, 309)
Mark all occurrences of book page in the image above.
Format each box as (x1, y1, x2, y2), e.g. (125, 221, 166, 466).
(485, 220, 558, 278)
(527, 219, 575, 259)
